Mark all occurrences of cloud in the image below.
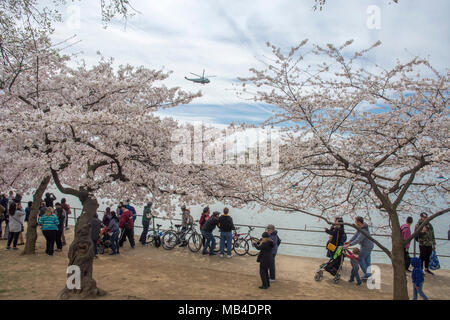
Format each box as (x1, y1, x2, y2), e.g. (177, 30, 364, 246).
(46, 0, 449, 127)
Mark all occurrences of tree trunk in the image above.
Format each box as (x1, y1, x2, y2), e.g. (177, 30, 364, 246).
(59, 195, 106, 299)
(22, 176, 51, 255)
(390, 211, 410, 300)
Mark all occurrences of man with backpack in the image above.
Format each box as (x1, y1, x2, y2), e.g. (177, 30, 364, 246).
(266, 224, 280, 282)
(119, 207, 135, 249)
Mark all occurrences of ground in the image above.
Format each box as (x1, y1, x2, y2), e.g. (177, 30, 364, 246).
(0, 227, 449, 300)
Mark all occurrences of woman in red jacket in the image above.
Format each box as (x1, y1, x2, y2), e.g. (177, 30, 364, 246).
(118, 208, 135, 249)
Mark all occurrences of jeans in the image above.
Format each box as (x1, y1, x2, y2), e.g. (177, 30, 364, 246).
(139, 220, 149, 245)
(201, 230, 215, 254)
(359, 249, 372, 278)
(110, 230, 119, 253)
(260, 264, 270, 288)
(419, 245, 433, 270)
(42, 230, 56, 255)
(350, 265, 362, 284)
(269, 254, 276, 280)
(3, 222, 9, 239)
(219, 231, 232, 256)
(7, 231, 19, 248)
(413, 283, 428, 300)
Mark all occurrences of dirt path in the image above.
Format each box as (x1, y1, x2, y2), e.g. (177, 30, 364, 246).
(0, 228, 449, 300)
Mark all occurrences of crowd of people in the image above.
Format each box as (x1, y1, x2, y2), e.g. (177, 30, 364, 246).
(0, 189, 446, 296)
(323, 213, 440, 300)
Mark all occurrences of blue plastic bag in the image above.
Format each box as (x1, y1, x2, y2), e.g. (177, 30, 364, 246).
(429, 250, 440, 270)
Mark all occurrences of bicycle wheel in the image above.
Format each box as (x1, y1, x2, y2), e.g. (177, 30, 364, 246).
(146, 233, 154, 246)
(188, 232, 203, 253)
(213, 235, 221, 253)
(233, 238, 249, 256)
(162, 230, 178, 250)
(246, 237, 259, 256)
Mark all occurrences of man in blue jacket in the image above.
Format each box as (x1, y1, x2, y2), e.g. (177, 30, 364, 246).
(266, 224, 279, 282)
(344, 216, 374, 281)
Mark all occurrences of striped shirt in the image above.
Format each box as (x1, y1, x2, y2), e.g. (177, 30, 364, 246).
(38, 214, 59, 231)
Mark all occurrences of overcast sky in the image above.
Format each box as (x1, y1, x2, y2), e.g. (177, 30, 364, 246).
(49, 0, 450, 126)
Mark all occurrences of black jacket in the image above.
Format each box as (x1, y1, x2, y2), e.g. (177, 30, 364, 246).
(325, 226, 346, 247)
(203, 216, 219, 233)
(255, 239, 274, 268)
(55, 208, 65, 232)
(218, 215, 235, 232)
(91, 218, 102, 241)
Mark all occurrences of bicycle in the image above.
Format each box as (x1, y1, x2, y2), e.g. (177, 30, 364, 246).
(217, 226, 259, 256)
(162, 220, 202, 253)
(146, 218, 164, 247)
(212, 227, 254, 256)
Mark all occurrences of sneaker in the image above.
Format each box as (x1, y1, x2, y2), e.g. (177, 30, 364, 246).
(425, 269, 434, 275)
(227, 255, 232, 259)
(258, 286, 268, 289)
(269, 279, 276, 282)
(12, 247, 18, 251)
(6, 247, 11, 250)
(348, 279, 354, 283)
(209, 252, 217, 256)
(219, 254, 224, 258)
(356, 282, 362, 286)
(202, 252, 208, 255)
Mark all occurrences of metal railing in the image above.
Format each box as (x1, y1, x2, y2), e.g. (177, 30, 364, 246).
(64, 206, 450, 260)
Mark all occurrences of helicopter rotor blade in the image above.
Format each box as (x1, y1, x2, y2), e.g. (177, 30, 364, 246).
(202, 69, 205, 78)
(205, 75, 216, 77)
(190, 73, 201, 77)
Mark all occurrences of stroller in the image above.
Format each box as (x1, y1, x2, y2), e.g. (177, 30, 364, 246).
(314, 246, 346, 283)
(97, 227, 112, 254)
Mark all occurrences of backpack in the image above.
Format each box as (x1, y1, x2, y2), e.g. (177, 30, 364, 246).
(277, 235, 281, 246)
(429, 250, 440, 270)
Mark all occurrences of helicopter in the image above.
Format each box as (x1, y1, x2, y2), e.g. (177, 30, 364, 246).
(185, 69, 216, 84)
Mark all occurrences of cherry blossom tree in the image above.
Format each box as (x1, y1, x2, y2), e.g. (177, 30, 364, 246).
(213, 39, 449, 300)
(1, 48, 204, 297)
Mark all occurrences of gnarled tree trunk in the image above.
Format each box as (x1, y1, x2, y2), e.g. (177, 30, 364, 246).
(390, 210, 409, 300)
(59, 195, 106, 299)
(22, 175, 51, 255)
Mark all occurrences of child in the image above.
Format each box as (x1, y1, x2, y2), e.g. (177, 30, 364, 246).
(345, 247, 362, 285)
(410, 257, 428, 300)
